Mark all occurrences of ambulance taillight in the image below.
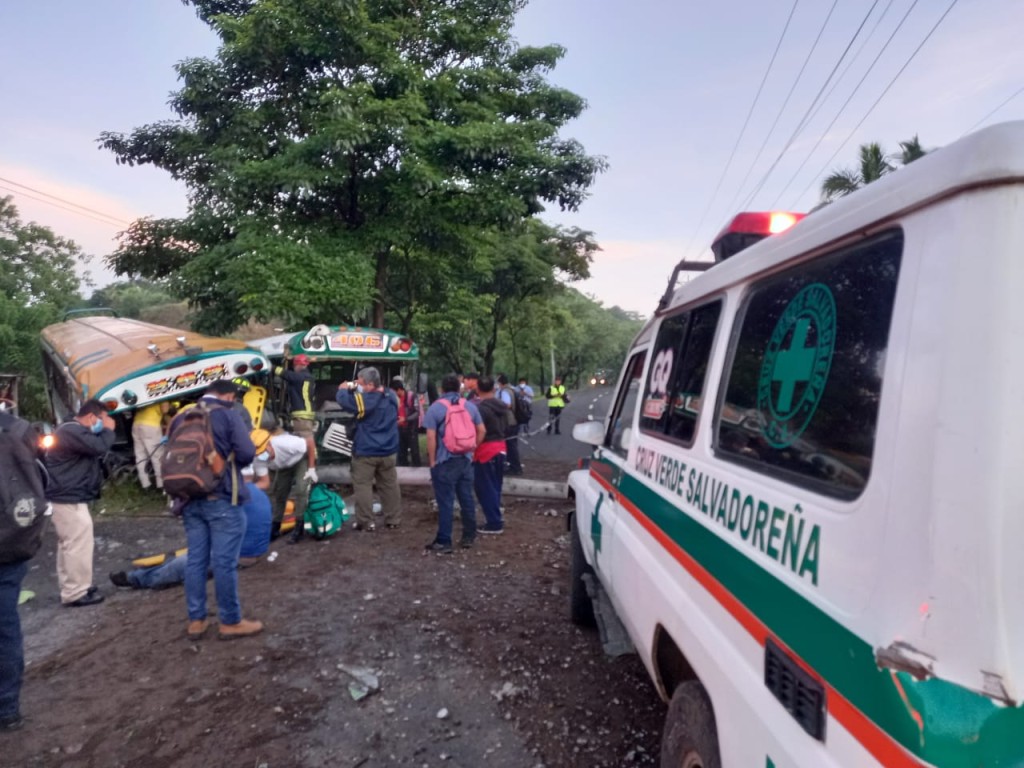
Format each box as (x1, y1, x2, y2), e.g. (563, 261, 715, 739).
(710, 211, 805, 262)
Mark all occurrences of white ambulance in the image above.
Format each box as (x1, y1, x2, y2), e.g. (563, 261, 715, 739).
(568, 121, 1024, 767)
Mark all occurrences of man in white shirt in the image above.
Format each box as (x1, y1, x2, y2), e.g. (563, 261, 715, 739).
(252, 428, 317, 544)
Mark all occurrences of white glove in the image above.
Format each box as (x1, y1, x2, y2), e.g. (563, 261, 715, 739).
(304, 467, 319, 484)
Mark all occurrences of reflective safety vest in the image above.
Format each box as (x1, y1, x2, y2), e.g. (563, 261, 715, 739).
(546, 385, 566, 408)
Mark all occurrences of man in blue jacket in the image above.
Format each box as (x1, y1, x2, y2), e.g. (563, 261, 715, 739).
(335, 367, 401, 531)
(169, 379, 261, 641)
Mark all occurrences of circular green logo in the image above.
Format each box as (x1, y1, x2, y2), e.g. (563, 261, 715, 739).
(757, 283, 836, 449)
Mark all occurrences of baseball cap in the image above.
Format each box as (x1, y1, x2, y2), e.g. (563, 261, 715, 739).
(293, 354, 310, 366)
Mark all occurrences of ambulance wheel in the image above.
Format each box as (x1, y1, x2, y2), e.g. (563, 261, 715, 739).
(660, 681, 721, 768)
(569, 513, 596, 628)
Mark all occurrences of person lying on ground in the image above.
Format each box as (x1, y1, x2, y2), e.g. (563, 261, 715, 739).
(110, 457, 272, 590)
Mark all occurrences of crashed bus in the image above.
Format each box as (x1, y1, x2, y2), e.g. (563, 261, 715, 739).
(39, 309, 269, 463)
(251, 324, 420, 463)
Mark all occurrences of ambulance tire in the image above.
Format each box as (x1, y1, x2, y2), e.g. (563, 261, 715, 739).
(569, 513, 596, 628)
(660, 680, 721, 768)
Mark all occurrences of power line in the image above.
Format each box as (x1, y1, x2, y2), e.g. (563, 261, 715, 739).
(0, 175, 132, 227)
(681, 0, 800, 257)
(771, 0, 921, 207)
(0, 183, 130, 229)
(790, 0, 961, 207)
(724, 0, 840, 217)
(961, 83, 1024, 137)
(798, 0, 897, 143)
(738, 0, 883, 211)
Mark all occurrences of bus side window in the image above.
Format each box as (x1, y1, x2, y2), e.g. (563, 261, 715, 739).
(607, 352, 647, 457)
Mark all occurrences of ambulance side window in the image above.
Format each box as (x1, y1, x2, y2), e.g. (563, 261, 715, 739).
(640, 302, 721, 445)
(607, 352, 647, 457)
(716, 230, 903, 499)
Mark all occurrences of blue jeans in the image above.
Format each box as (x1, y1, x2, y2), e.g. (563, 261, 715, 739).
(431, 458, 477, 545)
(0, 560, 28, 721)
(474, 455, 504, 529)
(182, 498, 246, 624)
(129, 554, 189, 590)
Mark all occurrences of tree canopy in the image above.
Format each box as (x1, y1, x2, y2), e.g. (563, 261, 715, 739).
(0, 196, 87, 418)
(101, 0, 606, 334)
(820, 136, 928, 203)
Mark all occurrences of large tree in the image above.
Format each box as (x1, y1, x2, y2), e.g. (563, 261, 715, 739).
(0, 197, 87, 418)
(101, 0, 605, 333)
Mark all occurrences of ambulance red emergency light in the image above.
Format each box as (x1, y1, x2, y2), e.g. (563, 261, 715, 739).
(659, 210, 806, 310)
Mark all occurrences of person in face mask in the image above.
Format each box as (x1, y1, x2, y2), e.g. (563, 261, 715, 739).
(43, 399, 116, 607)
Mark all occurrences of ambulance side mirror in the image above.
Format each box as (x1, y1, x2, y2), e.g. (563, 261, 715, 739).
(573, 420, 605, 446)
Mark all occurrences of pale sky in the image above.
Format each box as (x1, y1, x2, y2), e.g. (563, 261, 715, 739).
(2, 0, 1022, 316)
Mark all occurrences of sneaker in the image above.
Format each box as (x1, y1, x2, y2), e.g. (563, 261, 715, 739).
(0, 714, 23, 732)
(65, 591, 104, 608)
(287, 528, 304, 544)
(385, 523, 401, 530)
(479, 525, 504, 535)
(424, 541, 453, 555)
(460, 537, 475, 549)
(218, 618, 264, 640)
(187, 619, 209, 640)
(353, 522, 376, 532)
(109, 571, 132, 588)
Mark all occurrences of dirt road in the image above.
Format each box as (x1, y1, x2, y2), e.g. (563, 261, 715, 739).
(7, 458, 665, 767)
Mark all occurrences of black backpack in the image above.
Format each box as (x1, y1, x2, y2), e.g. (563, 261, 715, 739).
(0, 412, 49, 564)
(513, 389, 533, 424)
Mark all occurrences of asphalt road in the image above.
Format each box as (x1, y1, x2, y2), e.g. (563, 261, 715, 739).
(515, 386, 616, 468)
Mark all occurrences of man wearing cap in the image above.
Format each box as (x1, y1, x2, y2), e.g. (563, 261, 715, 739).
(168, 379, 261, 640)
(275, 354, 317, 445)
(252, 427, 317, 544)
(335, 367, 401, 531)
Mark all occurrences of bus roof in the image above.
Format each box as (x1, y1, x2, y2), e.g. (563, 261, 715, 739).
(40, 315, 267, 411)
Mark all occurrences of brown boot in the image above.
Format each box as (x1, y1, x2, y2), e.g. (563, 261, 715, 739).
(218, 618, 264, 640)
(186, 619, 209, 640)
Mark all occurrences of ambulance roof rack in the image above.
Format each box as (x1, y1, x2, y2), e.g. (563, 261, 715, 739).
(657, 211, 805, 311)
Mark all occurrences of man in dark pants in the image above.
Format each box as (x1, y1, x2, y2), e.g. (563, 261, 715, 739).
(423, 374, 485, 553)
(495, 374, 522, 475)
(169, 379, 261, 641)
(335, 367, 402, 531)
(473, 377, 507, 534)
(545, 377, 567, 435)
(392, 378, 422, 468)
(0, 409, 47, 731)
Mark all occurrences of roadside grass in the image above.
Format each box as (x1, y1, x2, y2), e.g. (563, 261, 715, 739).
(96, 479, 172, 518)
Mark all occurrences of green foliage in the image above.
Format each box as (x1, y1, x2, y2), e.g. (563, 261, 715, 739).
(0, 197, 86, 419)
(102, 0, 605, 333)
(88, 279, 179, 319)
(820, 137, 929, 203)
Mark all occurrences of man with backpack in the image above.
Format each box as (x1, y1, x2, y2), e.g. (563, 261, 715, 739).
(473, 377, 508, 534)
(0, 407, 47, 730)
(335, 367, 402, 532)
(422, 373, 485, 554)
(495, 374, 523, 476)
(515, 377, 534, 435)
(164, 379, 261, 640)
(44, 399, 115, 608)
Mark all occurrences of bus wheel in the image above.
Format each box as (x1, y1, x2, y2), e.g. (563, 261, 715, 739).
(569, 513, 596, 627)
(660, 681, 721, 768)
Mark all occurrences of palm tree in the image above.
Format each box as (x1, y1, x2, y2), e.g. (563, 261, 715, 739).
(820, 142, 894, 203)
(897, 134, 926, 165)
